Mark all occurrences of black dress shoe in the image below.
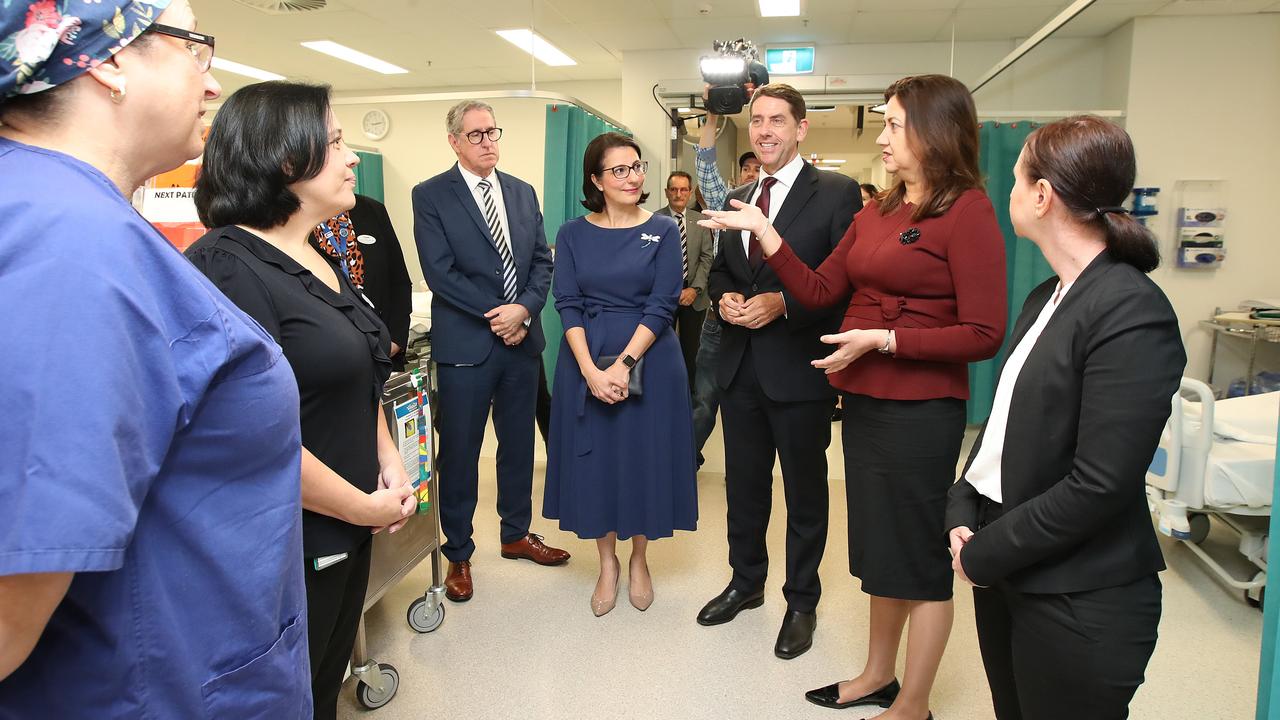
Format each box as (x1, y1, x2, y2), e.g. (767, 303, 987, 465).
(696, 586, 765, 626)
(804, 678, 900, 709)
(774, 609, 817, 659)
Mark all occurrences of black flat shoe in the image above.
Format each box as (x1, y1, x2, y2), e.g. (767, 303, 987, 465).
(804, 678, 900, 709)
(774, 609, 817, 659)
(697, 586, 765, 626)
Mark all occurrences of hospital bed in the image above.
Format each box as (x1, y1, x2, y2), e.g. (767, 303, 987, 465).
(1147, 378, 1278, 607)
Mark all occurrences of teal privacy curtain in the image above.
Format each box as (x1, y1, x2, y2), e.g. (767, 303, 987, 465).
(1260, 417, 1280, 719)
(353, 150, 384, 203)
(967, 121, 1054, 424)
(540, 104, 627, 388)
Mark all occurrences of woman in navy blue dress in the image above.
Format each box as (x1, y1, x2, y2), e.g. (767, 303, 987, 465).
(544, 132, 698, 616)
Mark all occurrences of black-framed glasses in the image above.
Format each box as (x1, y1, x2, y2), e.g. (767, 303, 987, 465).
(461, 127, 503, 144)
(601, 161, 648, 180)
(149, 23, 216, 73)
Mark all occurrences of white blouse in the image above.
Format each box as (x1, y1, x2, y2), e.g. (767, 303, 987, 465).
(964, 281, 1074, 503)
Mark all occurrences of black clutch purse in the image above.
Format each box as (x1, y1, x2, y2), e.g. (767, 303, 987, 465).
(596, 355, 644, 397)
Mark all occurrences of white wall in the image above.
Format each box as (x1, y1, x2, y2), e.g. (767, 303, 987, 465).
(1122, 14, 1280, 381)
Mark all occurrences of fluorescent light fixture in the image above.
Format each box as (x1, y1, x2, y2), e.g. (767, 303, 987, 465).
(300, 40, 408, 74)
(758, 0, 800, 17)
(870, 103, 888, 114)
(211, 57, 284, 81)
(495, 29, 577, 67)
(806, 105, 836, 112)
(816, 165, 842, 171)
(677, 107, 693, 113)
(817, 158, 847, 165)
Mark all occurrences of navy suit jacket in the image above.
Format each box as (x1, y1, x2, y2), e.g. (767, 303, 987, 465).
(412, 164, 553, 365)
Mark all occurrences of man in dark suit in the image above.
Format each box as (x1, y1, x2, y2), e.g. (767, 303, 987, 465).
(347, 194, 412, 370)
(699, 84, 860, 659)
(655, 170, 715, 390)
(413, 101, 569, 603)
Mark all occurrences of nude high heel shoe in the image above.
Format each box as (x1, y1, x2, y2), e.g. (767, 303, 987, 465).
(629, 559, 654, 611)
(591, 556, 620, 617)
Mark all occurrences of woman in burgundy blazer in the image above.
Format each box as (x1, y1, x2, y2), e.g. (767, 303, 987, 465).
(703, 75, 1006, 720)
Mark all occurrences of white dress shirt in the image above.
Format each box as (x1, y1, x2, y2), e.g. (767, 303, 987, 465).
(740, 152, 805, 254)
(964, 281, 1074, 503)
(457, 164, 529, 323)
(458, 163, 511, 249)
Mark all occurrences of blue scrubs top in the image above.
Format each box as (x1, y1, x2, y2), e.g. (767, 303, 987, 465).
(0, 138, 312, 718)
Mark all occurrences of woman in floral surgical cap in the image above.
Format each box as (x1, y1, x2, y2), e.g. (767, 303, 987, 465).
(0, 2, 314, 717)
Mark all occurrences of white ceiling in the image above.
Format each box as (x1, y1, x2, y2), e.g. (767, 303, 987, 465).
(199, 0, 1280, 95)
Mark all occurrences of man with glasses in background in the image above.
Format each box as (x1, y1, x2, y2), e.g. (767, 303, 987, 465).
(412, 100, 569, 605)
(656, 171, 714, 391)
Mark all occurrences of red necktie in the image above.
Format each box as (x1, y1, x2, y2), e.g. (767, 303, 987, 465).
(748, 176, 778, 271)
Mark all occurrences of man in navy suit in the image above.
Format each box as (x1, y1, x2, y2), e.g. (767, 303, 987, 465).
(413, 100, 569, 603)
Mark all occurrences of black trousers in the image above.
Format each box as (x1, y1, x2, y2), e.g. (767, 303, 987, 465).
(304, 538, 373, 720)
(720, 350, 832, 612)
(973, 572, 1162, 720)
(675, 305, 705, 392)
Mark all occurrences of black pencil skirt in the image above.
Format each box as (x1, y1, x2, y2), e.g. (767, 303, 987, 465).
(842, 393, 966, 601)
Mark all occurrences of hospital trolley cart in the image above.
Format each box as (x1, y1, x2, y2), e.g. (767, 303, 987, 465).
(1201, 310, 1280, 397)
(351, 362, 446, 710)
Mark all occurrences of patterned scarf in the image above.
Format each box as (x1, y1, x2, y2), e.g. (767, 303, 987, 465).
(312, 212, 365, 288)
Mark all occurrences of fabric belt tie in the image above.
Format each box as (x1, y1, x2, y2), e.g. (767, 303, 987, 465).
(849, 289, 908, 322)
(574, 305, 645, 456)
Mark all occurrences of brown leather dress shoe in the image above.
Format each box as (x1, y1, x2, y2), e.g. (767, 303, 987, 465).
(500, 533, 570, 566)
(444, 561, 473, 602)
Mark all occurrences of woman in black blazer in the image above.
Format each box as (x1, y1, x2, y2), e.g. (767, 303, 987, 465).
(946, 116, 1186, 720)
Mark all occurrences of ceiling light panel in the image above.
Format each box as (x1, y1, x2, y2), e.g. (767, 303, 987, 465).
(300, 40, 409, 74)
(211, 57, 285, 81)
(495, 29, 577, 67)
(759, 0, 801, 17)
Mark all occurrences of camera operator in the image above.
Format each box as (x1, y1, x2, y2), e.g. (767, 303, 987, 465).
(690, 87, 761, 468)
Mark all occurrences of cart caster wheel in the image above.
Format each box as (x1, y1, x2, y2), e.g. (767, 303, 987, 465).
(356, 663, 399, 710)
(1187, 513, 1211, 545)
(407, 597, 445, 633)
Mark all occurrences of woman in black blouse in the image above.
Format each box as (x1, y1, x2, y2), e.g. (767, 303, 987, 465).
(187, 81, 415, 720)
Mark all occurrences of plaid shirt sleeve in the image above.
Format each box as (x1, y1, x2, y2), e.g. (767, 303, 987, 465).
(695, 145, 729, 213)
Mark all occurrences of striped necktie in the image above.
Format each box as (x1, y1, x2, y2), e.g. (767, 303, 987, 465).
(676, 211, 689, 283)
(478, 179, 518, 303)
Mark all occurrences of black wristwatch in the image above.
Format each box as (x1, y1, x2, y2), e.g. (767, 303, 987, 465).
(620, 354, 638, 369)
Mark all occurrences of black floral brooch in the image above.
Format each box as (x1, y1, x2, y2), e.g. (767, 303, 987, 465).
(899, 228, 921, 245)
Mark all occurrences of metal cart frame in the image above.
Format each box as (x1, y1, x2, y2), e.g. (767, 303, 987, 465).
(350, 362, 446, 710)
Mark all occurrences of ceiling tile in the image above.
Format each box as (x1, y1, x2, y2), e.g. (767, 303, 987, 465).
(848, 10, 954, 42)
(578, 21, 684, 52)
(935, 5, 1062, 41)
(857, 0, 960, 9)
